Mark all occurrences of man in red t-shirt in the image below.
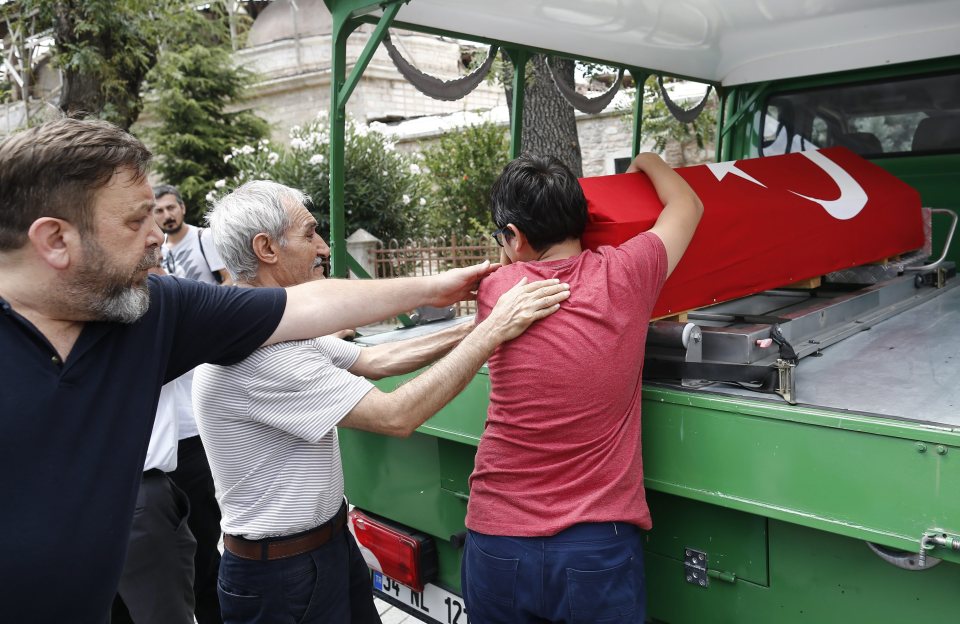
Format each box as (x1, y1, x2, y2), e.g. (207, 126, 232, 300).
(463, 153, 703, 623)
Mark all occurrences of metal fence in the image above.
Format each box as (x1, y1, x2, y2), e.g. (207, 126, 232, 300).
(370, 234, 500, 318)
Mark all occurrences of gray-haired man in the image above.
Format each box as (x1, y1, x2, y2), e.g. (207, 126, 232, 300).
(192, 180, 568, 623)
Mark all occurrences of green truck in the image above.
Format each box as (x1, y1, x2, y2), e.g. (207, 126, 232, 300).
(323, 1, 960, 621)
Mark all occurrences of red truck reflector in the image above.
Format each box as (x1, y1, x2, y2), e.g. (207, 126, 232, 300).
(348, 509, 438, 592)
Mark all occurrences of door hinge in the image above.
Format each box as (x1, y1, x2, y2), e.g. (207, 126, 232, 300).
(684, 548, 737, 587)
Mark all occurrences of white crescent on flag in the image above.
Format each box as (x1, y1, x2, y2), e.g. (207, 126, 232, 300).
(789, 150, 868, 220)
(708, 150, 869, 220)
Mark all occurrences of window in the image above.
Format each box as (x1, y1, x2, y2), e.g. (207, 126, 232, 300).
(761, 71, 960, 158)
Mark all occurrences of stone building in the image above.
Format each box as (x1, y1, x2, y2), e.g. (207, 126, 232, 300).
(235, 0, 707, 176)
(1, 0, 712, 173)
(237, 0, 505, 140)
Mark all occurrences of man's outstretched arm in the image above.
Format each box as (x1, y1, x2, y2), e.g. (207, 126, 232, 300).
(265, 261, 499, 346)
(627, 153, 704, 277)
(339, 278, 570, 437)
(348, 322, 473, 381)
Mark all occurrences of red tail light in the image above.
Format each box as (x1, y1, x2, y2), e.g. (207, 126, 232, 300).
(348, 509, 438, 592)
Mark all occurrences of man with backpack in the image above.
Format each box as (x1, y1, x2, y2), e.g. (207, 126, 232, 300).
(154, 184, 231, 285)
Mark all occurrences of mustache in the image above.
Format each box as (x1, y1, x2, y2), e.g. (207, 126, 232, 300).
(137, 248, 162, 272)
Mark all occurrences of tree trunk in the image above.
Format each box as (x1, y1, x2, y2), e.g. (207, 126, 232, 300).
(52, 1, 154, 130)
(53, 3, 103, 119)
(504, 54, 583, 177)
(58, 68, 106, 120)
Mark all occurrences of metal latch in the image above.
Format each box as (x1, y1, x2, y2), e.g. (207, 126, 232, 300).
(913, 266, 949, 289)
(775, 358, 797, 405)
(920, 530, 960, 567)
(769, 325, 798, 405)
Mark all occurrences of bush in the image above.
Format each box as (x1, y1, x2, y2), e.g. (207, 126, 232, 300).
(216, 114, 429, 242)
(419, 122, 510, 237)
(146, 43, 269, 222)
(640, 76, 718, 165)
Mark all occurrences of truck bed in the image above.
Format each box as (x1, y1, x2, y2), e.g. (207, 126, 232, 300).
(695, 282, 960, 429)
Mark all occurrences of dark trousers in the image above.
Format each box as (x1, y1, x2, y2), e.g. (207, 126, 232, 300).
(170, 435, 223, 624)
(462, 522, 647, 624)
(112, 471, 197, 624)
(217, 525, 382, 624)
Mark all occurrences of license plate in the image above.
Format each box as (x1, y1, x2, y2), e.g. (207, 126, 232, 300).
(372, 571, 470, 624)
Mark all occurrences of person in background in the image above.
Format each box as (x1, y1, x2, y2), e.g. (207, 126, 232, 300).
(152, 183, 229, 624)
(154, 184, 231, 285)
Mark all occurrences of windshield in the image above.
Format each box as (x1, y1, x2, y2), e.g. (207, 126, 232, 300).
(761, 71, 960, 158)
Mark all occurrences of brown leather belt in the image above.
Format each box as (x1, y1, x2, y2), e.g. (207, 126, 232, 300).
(224, 502, 348, 561)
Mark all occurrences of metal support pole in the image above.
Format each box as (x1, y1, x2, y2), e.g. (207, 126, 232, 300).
(329, 2, 402, 277)
(507, 48, 528, 159)
(719, 82, 769, 144)
(337, 1, 403, 107)
(329, 20, 352, 277)
(715, 88, 728, 162)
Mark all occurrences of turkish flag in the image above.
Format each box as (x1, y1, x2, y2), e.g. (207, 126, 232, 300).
(579, 147, 924, 318)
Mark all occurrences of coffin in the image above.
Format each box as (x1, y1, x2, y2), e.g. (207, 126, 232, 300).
(579, 147, 925, 318)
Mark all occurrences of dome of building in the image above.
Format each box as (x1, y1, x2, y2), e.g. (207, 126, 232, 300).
(246, 0, 333, 48)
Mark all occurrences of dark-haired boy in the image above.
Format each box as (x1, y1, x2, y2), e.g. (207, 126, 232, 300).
(462, 153, 703, 624)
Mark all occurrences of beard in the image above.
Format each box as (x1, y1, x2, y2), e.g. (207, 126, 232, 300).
(161, 220, 183, 235)
(67, 238, 161, 323)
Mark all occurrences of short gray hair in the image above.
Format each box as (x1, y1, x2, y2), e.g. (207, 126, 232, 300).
(206, 180, 308, 282)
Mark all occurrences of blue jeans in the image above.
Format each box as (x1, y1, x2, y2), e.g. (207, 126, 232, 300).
(462, 523, 646, 623)
(217, 526, 381, 624)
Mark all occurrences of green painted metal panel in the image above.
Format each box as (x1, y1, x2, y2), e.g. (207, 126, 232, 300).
(641, 387, 960, 562)
(872, 155, 960, 266)
(437, 438, 473, 498)
(645, 518, 960, 623)
(645, 490, 769, 587)
(340, 427, 470, 590)
(344, 373, 960, 563)
(344, 371, 960, 563)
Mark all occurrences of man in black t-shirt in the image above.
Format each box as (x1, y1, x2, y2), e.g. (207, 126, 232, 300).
(0, 118, 556, 623)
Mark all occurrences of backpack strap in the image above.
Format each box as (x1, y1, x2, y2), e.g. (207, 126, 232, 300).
(196, 228, 224, 284)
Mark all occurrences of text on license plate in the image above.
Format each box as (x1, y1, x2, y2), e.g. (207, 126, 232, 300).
(373, 571, 469, 624)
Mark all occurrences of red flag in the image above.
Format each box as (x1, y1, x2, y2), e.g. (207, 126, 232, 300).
(579, 147, 924, 318)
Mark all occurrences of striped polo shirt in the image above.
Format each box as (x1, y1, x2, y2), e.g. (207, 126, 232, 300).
(193, 336, 373, 539)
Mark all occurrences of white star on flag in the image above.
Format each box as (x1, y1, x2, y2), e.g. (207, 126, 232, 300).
(706, 161, 767, 188)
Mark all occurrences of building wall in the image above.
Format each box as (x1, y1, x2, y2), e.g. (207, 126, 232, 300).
(386, 106, 669, 178)
(236, 26, 505, 143)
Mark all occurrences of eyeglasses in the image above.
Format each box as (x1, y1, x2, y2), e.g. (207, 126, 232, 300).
(492, 226, 512, 247)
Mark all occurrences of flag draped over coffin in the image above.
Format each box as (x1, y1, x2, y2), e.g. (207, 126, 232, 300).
(579, 147, 924, 318)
